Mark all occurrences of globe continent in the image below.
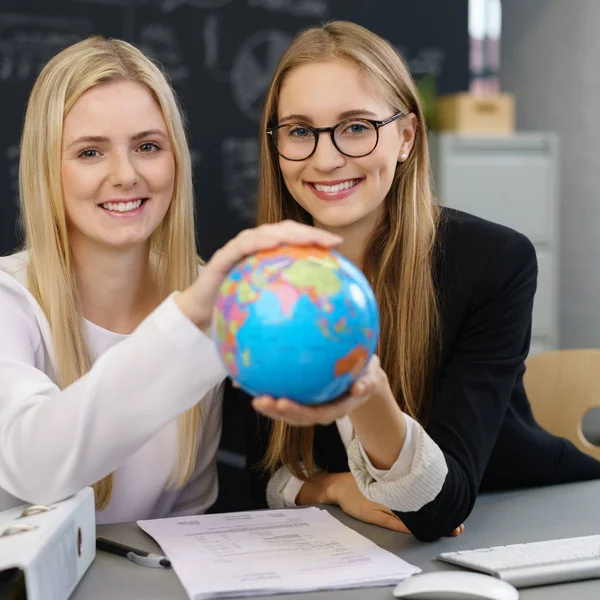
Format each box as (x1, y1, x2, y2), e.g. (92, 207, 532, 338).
(212, 244, 379, 404)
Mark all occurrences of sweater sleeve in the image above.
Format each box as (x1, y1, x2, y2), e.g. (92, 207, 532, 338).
(0, 286, 227, 505)
(368, 230, 538, 542)
(348, 414, 448, 511)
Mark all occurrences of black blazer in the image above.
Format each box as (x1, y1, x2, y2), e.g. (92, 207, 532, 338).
(229, 208, 600, 541)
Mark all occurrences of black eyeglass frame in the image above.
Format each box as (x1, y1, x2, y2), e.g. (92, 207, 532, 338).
(266, 111, 405, 161)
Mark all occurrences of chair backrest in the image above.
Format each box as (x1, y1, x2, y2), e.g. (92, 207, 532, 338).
(524, 349, 600, 461)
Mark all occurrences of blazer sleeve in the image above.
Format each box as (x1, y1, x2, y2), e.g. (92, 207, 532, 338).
(391, 230, 538, 541)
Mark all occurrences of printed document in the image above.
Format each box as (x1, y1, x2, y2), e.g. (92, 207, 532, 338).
(138, 507, 420, 599)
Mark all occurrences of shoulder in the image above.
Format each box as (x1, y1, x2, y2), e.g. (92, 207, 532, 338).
(0, 250, 29, 286)
(436, 207, 537, 286)
(0, 251, 33, 305)
(438, 207, 535, 258)
(0, 252, 47, 358)
(0, 251, 48, 334)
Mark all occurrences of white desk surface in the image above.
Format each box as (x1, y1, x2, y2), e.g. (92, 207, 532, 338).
(73, 479, 600, 599)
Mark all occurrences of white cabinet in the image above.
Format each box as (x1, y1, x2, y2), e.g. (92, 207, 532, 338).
(429, 132, 559, 354)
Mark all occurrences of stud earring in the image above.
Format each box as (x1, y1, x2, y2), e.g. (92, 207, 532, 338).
(400, 153, 408, 162)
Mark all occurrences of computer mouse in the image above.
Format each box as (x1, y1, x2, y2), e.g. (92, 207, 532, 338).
(393, 571, 519, 600)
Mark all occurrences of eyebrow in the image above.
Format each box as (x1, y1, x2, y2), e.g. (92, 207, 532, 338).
(278, 109, 379, 124)
(65, 129, 168, 150)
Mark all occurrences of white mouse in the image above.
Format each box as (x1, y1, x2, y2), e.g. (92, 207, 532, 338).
(393, 571, 519, 600)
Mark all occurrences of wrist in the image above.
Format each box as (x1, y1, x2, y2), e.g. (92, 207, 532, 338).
(350, 387, 400, 422)
(323, 472, 352, 505)
(296, 472, 340, 506)
(173, 289, 212, 334)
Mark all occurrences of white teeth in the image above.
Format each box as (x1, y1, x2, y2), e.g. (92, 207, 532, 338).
(313, 179, 359, 193)
(101, 199, 143, 212)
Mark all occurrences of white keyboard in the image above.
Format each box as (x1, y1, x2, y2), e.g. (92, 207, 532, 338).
(438, 534, 600, 588)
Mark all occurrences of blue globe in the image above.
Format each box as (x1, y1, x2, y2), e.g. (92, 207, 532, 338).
(211, 244, 379, 404)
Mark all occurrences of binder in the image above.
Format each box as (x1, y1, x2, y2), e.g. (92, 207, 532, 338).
(0, 487, 95, 600)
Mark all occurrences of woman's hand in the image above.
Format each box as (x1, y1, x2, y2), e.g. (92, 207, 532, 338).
(175, 221, 342, 332)
(250, 354, 385, 426)
(299, 472, 464, 537)
(326, 472, 413, 534)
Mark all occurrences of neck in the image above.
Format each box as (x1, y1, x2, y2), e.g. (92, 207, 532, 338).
(71, 238, 160, 334)
(314, 208, 383, 270)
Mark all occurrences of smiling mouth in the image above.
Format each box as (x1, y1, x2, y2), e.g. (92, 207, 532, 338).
(99, 198, 148, 213)
(308, 179, 363, 193)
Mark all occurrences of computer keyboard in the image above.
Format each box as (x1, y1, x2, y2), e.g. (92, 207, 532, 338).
(438, 534, 600, 588)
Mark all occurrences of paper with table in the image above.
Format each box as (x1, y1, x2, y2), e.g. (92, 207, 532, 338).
(138, 507, 420, 599)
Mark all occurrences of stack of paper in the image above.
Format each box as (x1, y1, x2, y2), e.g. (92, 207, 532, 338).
(138, 507, 420, 599)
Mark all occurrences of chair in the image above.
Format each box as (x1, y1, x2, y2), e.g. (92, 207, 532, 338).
(524, 349, 600, 461)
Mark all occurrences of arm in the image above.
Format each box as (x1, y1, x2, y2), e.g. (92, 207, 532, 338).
(347, 366, 407, 469)
(0, 282, 226, 505)
(361, 231, 538, 541)
(0, 221, 342, 506)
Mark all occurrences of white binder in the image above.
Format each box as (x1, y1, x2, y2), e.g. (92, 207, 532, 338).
(0, 487, 96, 600)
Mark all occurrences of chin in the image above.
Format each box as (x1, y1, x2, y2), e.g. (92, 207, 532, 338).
(311, 206, 376, 231)
(100, 233, 152, 250)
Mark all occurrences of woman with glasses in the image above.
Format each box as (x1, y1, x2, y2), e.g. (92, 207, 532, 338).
(235, 20, 600, 541)
(0, 35, 343, 520)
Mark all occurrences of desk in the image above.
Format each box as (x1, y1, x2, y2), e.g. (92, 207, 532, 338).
(73, 480, 600, 599)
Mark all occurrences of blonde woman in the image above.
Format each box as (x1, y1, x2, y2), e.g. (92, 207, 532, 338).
(236, 21, 600, 541)
(0, 36, 344, 523)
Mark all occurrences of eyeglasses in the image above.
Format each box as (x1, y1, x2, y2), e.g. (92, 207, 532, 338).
(266, 111, 404, 161)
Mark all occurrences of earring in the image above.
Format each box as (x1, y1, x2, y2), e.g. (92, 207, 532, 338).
(400, 153, 408, 162)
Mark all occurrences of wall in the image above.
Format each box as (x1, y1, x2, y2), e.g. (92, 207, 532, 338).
(501, 0, 600, 349)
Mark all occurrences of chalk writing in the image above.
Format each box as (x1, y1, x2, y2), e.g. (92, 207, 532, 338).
(221, 137, 258, 222)
(247, 0, 329, 18)
(76, 0, 233, 11)
(402, 47, 445, 78)
(0, 14, 90, 81)
(231, 30, 291, 120)
(138, 23, 190, 83)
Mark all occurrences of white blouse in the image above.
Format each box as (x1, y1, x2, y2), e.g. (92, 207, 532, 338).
(0, 252, 226, 524)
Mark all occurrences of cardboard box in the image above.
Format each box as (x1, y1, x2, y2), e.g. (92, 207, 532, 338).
(436, 92, 515, 134)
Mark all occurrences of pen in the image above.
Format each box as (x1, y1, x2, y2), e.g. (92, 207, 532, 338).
(96, 536, 171, 568)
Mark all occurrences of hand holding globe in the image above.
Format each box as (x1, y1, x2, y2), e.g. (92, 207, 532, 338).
(211, 243, 380, 407)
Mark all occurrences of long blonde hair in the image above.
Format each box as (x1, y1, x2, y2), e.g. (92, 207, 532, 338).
(257, 21, 440, 478)
(19, 36, 200, 509)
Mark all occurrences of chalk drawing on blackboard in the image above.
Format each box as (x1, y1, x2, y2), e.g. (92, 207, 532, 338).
(76, 0, 232, 10)
(202, 14, 228, 81)
(190, 147, 202, 167)
(203, 14, 218, 69)
(161, 0, 233, 11)
(402, 47, 445, 78)
(231, 30, 291, 121)
(74, 0, 147, 6)
(221, 137, 258, 222)
(247, 0, 329, 18)
(0, 14, 90, 82)
(138, 23, 190, 83)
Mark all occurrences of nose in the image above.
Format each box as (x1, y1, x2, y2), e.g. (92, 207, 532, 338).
(108, 150, 138, 188)
(311, 131, 346, 172)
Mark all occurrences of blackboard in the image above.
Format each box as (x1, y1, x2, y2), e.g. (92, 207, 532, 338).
(0, 0, 468, 258)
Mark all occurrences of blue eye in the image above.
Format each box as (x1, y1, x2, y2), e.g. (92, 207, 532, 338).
(288, 126, 312, 139)
(345, 123, 368, 134)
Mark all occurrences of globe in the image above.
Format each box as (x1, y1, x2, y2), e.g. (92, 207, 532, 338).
(211, 244, 379, 405)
